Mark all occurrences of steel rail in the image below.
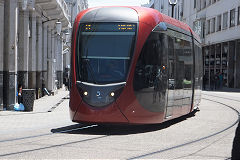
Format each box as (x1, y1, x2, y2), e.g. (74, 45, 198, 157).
(128, 98, 240, 160)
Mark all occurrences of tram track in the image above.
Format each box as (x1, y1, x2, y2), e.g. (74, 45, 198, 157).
(128, 97, 240, 159)
(202, 92, 240, 103)
(0, 95, 239, 158)
(0, 124, 98, 144)
(0, 124, 104, 157)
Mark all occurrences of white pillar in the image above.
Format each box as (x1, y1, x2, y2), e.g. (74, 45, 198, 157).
(3, 0, 18, 110)
(47, 28, 53, 91)
(42, 23, 48, 90)
(28, 11, 36, 91)
(53, 30, 57, 92)
(56, 35, 63, 88)
(18, 9, 29, 88)
(60, 38, 63, 87)
(47, 29, 57, 93)
(0, 0, 4, 110)
(36, 17, 43, 98)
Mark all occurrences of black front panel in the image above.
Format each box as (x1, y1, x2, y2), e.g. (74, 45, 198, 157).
(77, 82, 125, 107)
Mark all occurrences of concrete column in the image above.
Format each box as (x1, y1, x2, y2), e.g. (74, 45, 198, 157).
(0, 0, 4, 110)
(56, 35, 63, 89)
(59, 38, 63, 88)
(3, 0, 18, 110)
(36, 17, 43, 98)
(28, 11, 36, 91)
(47, 28, 53, 91)
(18, 9, 29, 89)
(42, 23, 48, 92)
(47, 29, 56, 93)
(53, 30, 57, 92)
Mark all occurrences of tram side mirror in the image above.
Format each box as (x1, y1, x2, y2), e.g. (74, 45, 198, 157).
(153, 22, 167, 32)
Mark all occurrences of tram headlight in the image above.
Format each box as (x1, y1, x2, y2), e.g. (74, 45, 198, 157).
(83, 91, 88, 96)
(110, 92, 115, 97)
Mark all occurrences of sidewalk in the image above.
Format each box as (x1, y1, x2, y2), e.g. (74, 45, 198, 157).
(0, 87, 69, 116)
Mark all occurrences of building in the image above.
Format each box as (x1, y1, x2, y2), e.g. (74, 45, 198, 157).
(147, 0, 183, 21)
(182, 0, 240, 89)
(63, 0, 88, 73)
(65, 0, 88, 25)
(0, 0, 87, 111)
(146, 0, 240, 89)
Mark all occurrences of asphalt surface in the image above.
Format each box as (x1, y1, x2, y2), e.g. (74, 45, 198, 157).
(0, 89, 239, 159)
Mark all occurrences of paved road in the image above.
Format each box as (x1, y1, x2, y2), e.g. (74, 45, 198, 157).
(0, 90, 239, 159)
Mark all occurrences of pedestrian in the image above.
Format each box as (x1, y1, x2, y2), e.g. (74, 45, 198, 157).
(210, 74, 215, 91)
(214, 74, 219, 90)
(14, 84, 25, 111)
(219, 73, 223, 89)
(203, 74, 207, 90)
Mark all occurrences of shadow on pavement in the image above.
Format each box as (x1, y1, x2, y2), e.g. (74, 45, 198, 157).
(51, 110, 198, 135)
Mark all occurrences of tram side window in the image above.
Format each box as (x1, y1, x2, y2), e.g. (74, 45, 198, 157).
(168, 36, 175, 90)
(173, 37, 193, 89)
(174, 37, 184, 89)
(194, 41, 203, 89)
(183, 39, 193, 89)
(194, 43, 200, 88)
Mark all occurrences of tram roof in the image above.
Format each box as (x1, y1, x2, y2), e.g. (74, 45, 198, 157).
(75, 6, 201, 43)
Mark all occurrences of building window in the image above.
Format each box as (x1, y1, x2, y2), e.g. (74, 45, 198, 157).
(207, 19, 210, 34)
(238, 6, 240, 25)
(202, 21, 205, 38)
(160, 0, 164, 9)
(206, 0, 211, 6)
(223, 12, 228, 29)
(217, 15, 221, 31)
(230, 9, 235, 27)
(194, 0, 196, 8)
(202, 0, 206, 9)
(211, 18, 216, 33)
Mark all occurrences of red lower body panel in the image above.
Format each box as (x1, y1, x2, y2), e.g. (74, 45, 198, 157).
(72, 100, 129, 124)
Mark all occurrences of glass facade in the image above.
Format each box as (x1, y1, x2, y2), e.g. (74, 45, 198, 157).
(203, 40, 240, 89)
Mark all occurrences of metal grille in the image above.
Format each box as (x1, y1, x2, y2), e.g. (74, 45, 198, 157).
(22, 89, 35, 111)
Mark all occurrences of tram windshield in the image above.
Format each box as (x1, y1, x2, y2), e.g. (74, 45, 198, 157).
(76, 23, 137, 84)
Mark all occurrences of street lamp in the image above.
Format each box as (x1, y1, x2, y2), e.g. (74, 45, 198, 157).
(22, 0, 28, 10)
(56, 21, 62, 35)
(169, 0, 177, 18)
(65, 32, 70, 43)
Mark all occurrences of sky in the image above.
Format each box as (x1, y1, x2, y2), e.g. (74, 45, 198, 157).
(88, 0, 150, 8)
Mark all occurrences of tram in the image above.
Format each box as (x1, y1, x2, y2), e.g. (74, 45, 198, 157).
(69, 6, 202, 124)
